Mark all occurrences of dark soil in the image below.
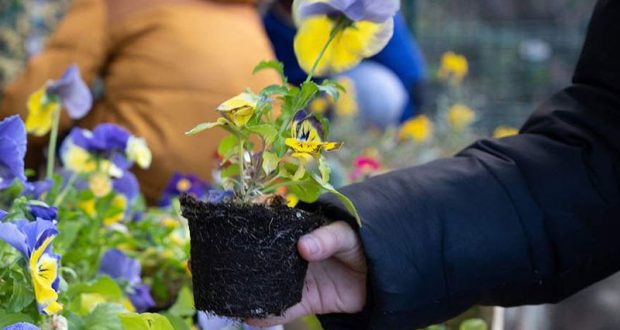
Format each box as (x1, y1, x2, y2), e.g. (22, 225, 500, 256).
(180, 194, 327, 319)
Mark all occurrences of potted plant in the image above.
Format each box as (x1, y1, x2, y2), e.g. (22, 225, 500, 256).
(180, 0, 399, 319)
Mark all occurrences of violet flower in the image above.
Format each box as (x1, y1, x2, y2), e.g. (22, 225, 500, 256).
(0, 219, 62, 315)
(296, 0, 400, 23)
(0, 115, 27, 189)
(112, 171, 140, 203)
(207, 190, 234, 204)
(27, 202, 58, 222)
(22, 179, 54, 199)
(99, 249, 155, 312)
(159, 173, 210, 207)
(46, 64, 93, 119)
(3, 323, 41, 330)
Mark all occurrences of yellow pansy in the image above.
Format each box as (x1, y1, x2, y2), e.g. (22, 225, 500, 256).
(294, 16, 394, 76)
(126, 136, 152, 169)
(399, 115, 433, 143)
(30, 235, 63, 315)
(447, 104, 476, 131)
(103, 195, 128, 226)
(285, 110, 342, 157)
(493, 126, 519, 138)
(61, 142, 97, 173)
(216, 92, 259, 127)
(26, 86, 61, 136)
(89, 173, 112, 198)
(78, 198, 97, 218)
(438, 51, 469, 83)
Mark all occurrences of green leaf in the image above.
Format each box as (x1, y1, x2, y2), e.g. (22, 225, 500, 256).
(318, 79, 346, 101)
(67, 276, 124, 314)
(84, 303, 125, 330)
(260, 84, 289, 97)
(217, 135, 239, 160)
(262, 152, 279, 176)
(6, 280, 34, 313)
(247, 125, 278, 145)
(312, 174, 361, 226)
(460, 319, 488, 330)
(0, 310, 35, 328)
(295, 81, 319, 110)
(288, 178, 322, 203)
(118, 313, 174, 330)
(318, 156, 331, 184)
(221, 164, 240, 178)
(56, 220, 85, 253)
(253, 60, 286, 84)
(185, 118, 227, 136)
(161, 313, 190, 330)
(167, 286, 194, 318)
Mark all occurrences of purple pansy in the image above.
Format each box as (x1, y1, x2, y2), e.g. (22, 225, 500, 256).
(28, 202, 58, 222)
(0, 219, 58, 265)
(22, 179, 54, 199)
(0, 115, 27, 189)
(296, 0, 399, 23)
(207, 190, 234, 204)
(46, 64, 93, 119)
(112, 171, 139, 203)
(197, 312, 280, 330)
(3, 322, 41, 330)
(64, 124, 133, 170)
(159, 173, 210, 207)
(99, 249, 155, 312)
(0, 209, 7, 219)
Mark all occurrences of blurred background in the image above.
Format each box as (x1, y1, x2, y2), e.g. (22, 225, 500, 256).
(3, 0, 618, 329)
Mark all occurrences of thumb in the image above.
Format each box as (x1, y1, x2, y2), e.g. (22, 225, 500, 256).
(298, 221, 360, 262)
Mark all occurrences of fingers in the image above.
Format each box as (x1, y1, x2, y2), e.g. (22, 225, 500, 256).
(298, 221, 360, 262)
(245, 302, 309, 328)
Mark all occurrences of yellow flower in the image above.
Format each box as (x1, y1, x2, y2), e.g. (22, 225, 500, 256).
(216, 92, 259, 127)
(438, 51, 469, 83)
(493, 126, 519, 138)
(103, 195, 128, 227)
(162, 217, 179, 229)
(62, 142, 98, 173)
(126, 136, 152, 169)
(447, 104, 476, 131)
(26, 86, 61, 136)
(309, 97, 330, 114)
(285, 110, 342, 157)
(294, 16, 394, 76)
(30, 235, 63, 315)
(78, 198, 97, 218)
(89, 173, 112, 198)
(399, 115, 433, 143)
(334, 77, 358, 117)
(286, 193, 299, 207)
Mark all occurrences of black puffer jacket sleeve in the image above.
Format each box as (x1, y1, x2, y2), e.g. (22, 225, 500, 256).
(308, 1, 620, 328)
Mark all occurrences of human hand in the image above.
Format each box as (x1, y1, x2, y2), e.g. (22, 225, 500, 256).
(246, 221, 368, 327)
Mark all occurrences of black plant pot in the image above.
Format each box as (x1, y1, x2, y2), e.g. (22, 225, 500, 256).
(180, 195, 326, 319)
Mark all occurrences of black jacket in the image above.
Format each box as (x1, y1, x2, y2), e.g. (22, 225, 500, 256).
(307, 1, 620, 328)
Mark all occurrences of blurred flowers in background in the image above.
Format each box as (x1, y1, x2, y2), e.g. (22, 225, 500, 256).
(438, 51, 469, 84)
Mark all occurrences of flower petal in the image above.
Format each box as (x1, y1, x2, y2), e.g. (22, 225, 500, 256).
(4, 322, 41, 330)
(26, 86, 60, 136)
(294, 16, 394, 76)
(99, 249, 142, 286)
(296, 0, 400, 23)
(47, 64, 93, 119)
(0, 221, 29, 257)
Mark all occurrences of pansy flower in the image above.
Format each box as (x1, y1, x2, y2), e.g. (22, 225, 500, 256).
(350, 155, 381, 182)
(26, 64, 92, 136)
(22, 179, 54, 199)
(493, 126, 519, 139)
(159, 173, 210, 207)
(285, 110, 342, 158)
(4, 323, 41, 330)
(399, 115, 433, 143)
(0, 115, 27, 189)
(293, 0, 399, 76)
(98, 249, 155, 312)
(447, 104, 476, 132)
(0, 219, 62, 315)
(216, 92, 260, 128)
(438, 51, 469, 83)
(27, 201, 58, 222)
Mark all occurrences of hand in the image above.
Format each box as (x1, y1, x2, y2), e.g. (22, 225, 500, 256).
(246, 221, 368, 327)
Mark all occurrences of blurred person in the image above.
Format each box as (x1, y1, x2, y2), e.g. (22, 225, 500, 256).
(248, 0, 620, 329)
(262, 0, 426, 124)
(0, 0, 279, 203)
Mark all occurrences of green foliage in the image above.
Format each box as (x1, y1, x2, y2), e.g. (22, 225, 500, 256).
(118, 313, 174, 330)
(460, 319, 488, 330)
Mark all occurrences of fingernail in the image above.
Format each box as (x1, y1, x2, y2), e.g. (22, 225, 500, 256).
(301, 234, 320, 256)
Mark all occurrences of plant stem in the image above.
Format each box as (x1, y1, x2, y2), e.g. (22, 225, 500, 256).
(238, 137, 246, 199)
(53, 171, 78, 207)
(305, 17, 349, 83)
(46, 108, 61, 179)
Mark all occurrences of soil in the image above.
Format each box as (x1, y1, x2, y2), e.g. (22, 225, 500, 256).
(180, 194, 327, 319)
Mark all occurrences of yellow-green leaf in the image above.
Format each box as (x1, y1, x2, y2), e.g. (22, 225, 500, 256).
(262, 151, 279, 176)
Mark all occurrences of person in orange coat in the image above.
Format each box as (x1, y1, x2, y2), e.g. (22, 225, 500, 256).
(0, 0, 278, 203)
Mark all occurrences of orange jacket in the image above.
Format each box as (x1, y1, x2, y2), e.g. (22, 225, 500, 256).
(1, 0, 278, 203)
